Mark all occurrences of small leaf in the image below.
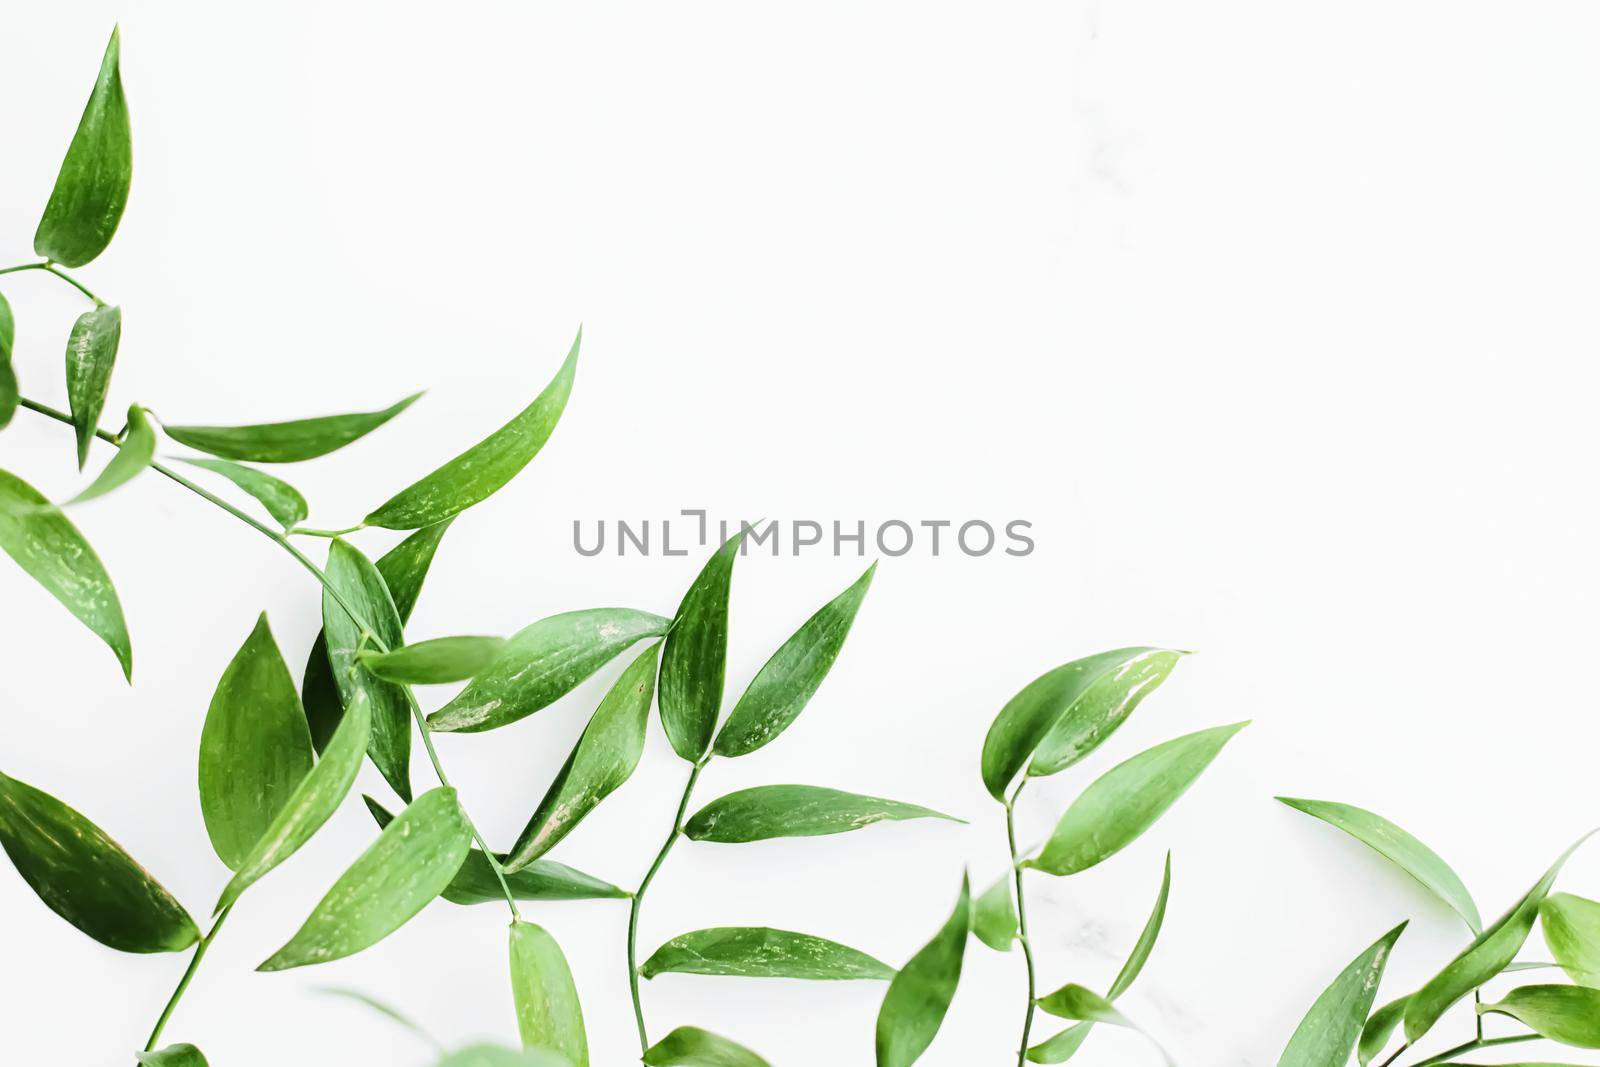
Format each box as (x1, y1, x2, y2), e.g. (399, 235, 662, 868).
(322, 538, 412, 799)
(684, 784, 961, 844)
(1542, 893, 1600, 987)
(0, 467, 131, 678)
(66, 403, 155, 504)
(0, 769, 197, 953)
(433, 1045, 573, 1067)
(642, 927, 895, 981)
(360, 636, 508, 685)
(1278, 922, 1406, 1067)
(1357, 996, 1408, 1067)
(505, 644, 657, 870)
(215, 691, 371, 913)
(1479, 985, 1600, 1048)
(510, 921, 589, 1066)
(136, 1046, 208, 1067)
(199, 613, 315, 869)
(179, 457, 307, 530)
(34, 28, 131, 267)
(876, 874, 970, 1067)
(365, 332, 579, 529)
(1025, 1025, 1092, 1064)
(1034, 985, 1172, 1065)
(258, 787, 471, 971)
(0, 290, 17, 429)
(643, 1028, 772, 1067)
(427, 608, 669, 733)
(1109, 853, 1172, 999)
(1278, 797, 1481, 933)
(317, 986, 441, 1050)
(712, 562, 875, 757)
(65, 304, 121, 468)
(972, 875, 1018, 952)
(1027, 722, 1247, 876)
(659, 531, 744, 762)
(163, 392, 421, 463)
(1029, 649, 1185, 778)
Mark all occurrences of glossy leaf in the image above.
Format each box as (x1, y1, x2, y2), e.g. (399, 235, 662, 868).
(67, 403, 154, 504)
(364, 332, 579, 529)
(322, 538, 412, 799)
(510, 921, 588, 1066)
(972, 875, 1017, 952)
(642, 927, 895, 981)
(712, 563, 875, 756)
(163, 392, 421, 463)
(1027, 722, 1247, 876)
(684, 784, 960, 844)
(1035, 985, 1172, 1065)
(643, 1027, 772, 1067)
(505, 645, 657, 870)
(215, 691, 371, 913)
(0, 290, 16, 429)
(433, 1045, 573, 1067)
(65, 304, 121, 468)
(136, 1046, 208, 1067)
(1278, 922, 1406, 1067)
(1479, 985, 1600, 1048)
(0, 468, 131, 678)
(34, 28, 131, 267)
(0, 769, 196, 953)
(1542, 893, 1600, 987)
(360, 636, 508, 685)
(259, 787, 471, 970)
(1278, 797, 1481, 933)
(428, 608, 669, 733)
(875, 874, 970, 1067)
(199, 613, 315, 869)
(1357, 996, 1408, 1067)
(179, 458, 307, 530)
(659, 532, 743, 761)
(1029, 649, 1185, 778)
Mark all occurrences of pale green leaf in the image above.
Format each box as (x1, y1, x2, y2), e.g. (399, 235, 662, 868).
(1542, 893, 1600, 987)
(510, 921, 588, 1066)
(1278, 923, 1406, 1067)
(1035, 985, 1172, 1065)
(136, 1045, 208, 1067)
(643, 1028, 771, 1067)
(1478, 985, 1600, 1048)
(67, 403, 154, 504)
(359, 635, 507, 685)
(179, 457, 308, 530)
(972, 875, 1017, 952)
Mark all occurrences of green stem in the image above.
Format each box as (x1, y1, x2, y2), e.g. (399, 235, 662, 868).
(628, 758, 707, 1054)
(1406, 1033, 1538, 1067)
(143, 905, 233, 1052)
(1006, 779, 1039, 1067)
(0, 260, 105, 305)
(289, 524, 369, 539)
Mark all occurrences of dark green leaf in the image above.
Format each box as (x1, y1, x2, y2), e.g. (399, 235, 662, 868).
(163, 392, 421, 463)
(712, 563, 875, 757)
(259, 786, 471, 970)
(0, 291, 16, 430)
(179, 458, 307, 530)
(659, 532, 743, 762)
(1029, 649, 1185, 778)
(684, 784, 960, 844)
(510, 921, 588, 1067)
(972, 875, 1017, 952)
(1278, 922, 1406, 1067)
(876, 874, 970, 1067)
(34, 28, 131, 267)
(0, 467, 131, 678)
(1357, 996, 1408, 1067)
(322, 538, 412, 799)
(199, 613, 315, 869)
(360, 636, 507, 685)
(0, 769, 196, 952)
(136, 1045, 208, 1067)
(67, 403, 154, 504)
(643, 1028, 771, 1067)
(1479, 985, 1600, 1048)
(364, 332, 579, 529)
(1542, 893, 1600, 987)
(65, 304, 121, 468)
(427, 608, 669, 734)
(642, 927, 895, 981)
(1034, 985, 1171, 1064)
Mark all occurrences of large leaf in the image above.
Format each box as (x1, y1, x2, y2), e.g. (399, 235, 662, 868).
(1542, 893, 1600, 987)
(972, 875, 1017, 952)
(1034, 985, 1171, 1065)
(510, 921, 588, 1066)
(504, 645, 657, 870)
(322, 538, 412, 799)
(199, 613, 315, 869)
(642, 927, 895, 981)
(659, 532, 743, 762)
(875, 874, 970, 1067)
(179, 458, 307, 530)
(364, 332, 579, 529)
(683, 784, 959, 844)
(0, 467, 131, 678)
(68, 403, 154, 504)
(712, 563, 875, 756)
(1357, 996, 1408, 1067)
(1029, 649, 1185, 777)
(163, 392, 421, 463)
(136, 1046, 208, 1067)
(360, 636, 507, 685)
(34, 28, 131, 267)
(427, 608, 669, 733)
(0, 769, 196, 952)
(1277, 923, 1406, 1067)
(215, 691, 371, 913)
(0, 290, 17, 429)
(643, 1028, 771, 1067)
(1278, 797, 1481, 932)
(1478, 985, 1600, 1048)
(259, 787, 471, 970)
(65, 304, 121, 468)
(1027, 722, 1247, 876)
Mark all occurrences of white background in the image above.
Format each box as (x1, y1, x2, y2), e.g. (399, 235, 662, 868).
(3, 4, 1599, 1065)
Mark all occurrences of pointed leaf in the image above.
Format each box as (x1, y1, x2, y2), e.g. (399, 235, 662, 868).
(1109, 853, 1172, 998)
(360, 636, 508, 685)
(365, 332, 579, 529)
(433, 1045, 573, 1067)
(1278, 922, 1406, 1067)
(1026, 1025, 1092, 1064)
(643, 1027, 772, 1067)
(1027, 722, 1247, 876)
(316, 986, 441, 1050)
(322, 538, 412, 799)
(34, 28, 131, 267)
(659, 531, 743, 762)
(972, 875, 1018, 952)
(179, 458, 307, 529)
(1357, 996, 1409, 1067)
(136, 1046, 208, 1067)
(642, 927, 895, 981)
(1479, 985, 1600, 1048)
(510, 921, 588, 1066)
(875, 874, 970, 1067)
(68, 403, 154, 504)
(1029, 649, 1186, 778)
(1542, 893, 1600, 987)
(163, 392, 421, 463)
(65, 304, 121, 468)
(0, 291, 17, 430)
(1035, 985, 1172, 1065)
(684, 784, 960, 844)
(0, 769, 197, 953)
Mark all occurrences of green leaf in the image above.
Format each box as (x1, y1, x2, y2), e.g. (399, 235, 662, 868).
(1278, 797, 1481, 933)
(163, 392, 421, 463)
(659, 532, 743, 762)
(1542, 893, 1600, 987)
(65, 304, 121, 468)
(643, 1027, 772, 1067)
(360, 636, 508, 685)
(1027, 722, 1247, 876)
(876, 874, 970, 1067)
(0, 290, 17, 430)
(0, 467, 131, 678)
(1479, 985, 1600, 1048)
(1404, 832, 1594, 1042)
(364, 332, 579, 529)
(136, 1045, 208, 1067)
(1034, 985, 1172, 1065)
(972, 875, 1017, 952)
(427, 608, 669, 733)
(1357, 996, 1409, 1067)
(0, 769, 196, 953)
(66, 404, 155, 504)
(433, 1045, 573, 1067)
(1278, 922, 1407, 1067)
(642, 927, 895, 981)
(322, 538, 412, 799)
(316, 986, 441, 1050)
(712, 562, 875, 756)
(504, 644, 657, 870)
(179, 457, 308, 530)
(215, 691, 371, 913)
(34, 28, 131, 267)
(683, 784, 961, 844)
(1026, 1025, 1092, 1064)
(199, 613, 315, 869)
(510, 921, 589, 1067)
(258, 786, 471, 970)
(981, 647, 1182, 801)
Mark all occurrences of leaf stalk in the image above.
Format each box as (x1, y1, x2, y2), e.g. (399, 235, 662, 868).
(1005, 778, 1039, 1067)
